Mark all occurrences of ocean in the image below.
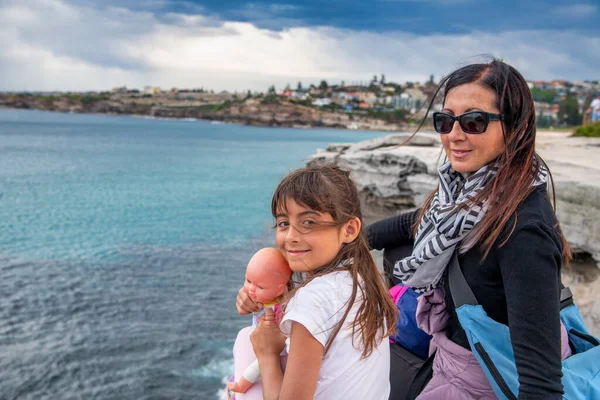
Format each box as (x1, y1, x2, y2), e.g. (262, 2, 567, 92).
(0, 108, 385, 399)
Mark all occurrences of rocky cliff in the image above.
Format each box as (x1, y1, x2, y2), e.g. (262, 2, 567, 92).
(307, 131, 600, 335)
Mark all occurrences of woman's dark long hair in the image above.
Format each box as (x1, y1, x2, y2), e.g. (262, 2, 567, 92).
(412, 59, 571, 263)
(272, 164, 397, 357)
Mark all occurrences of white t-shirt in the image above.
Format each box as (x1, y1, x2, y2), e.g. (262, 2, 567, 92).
(591, 98, 600, 111)
(279, 271, 390, 400)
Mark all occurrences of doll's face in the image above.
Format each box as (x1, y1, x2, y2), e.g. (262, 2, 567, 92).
(243, 264, 288, 303)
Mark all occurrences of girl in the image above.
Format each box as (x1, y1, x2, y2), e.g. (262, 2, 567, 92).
(237, 164, 397, 400)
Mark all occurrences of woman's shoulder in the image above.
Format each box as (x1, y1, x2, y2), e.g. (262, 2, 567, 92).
(499, 184, 563, 252)
(513, 184, 560, 232)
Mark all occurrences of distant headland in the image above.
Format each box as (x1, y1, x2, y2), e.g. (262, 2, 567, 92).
(1, 76, 598, 131)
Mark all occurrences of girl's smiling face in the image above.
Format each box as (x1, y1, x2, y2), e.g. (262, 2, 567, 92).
(275, 198, 359, 274)
(441, 83, 506, 173)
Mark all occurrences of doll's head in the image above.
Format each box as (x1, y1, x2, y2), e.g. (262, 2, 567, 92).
(243, 248, 292, 304)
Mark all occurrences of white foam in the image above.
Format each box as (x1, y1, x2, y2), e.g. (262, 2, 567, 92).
(193, 357, 233, 378)
(215, 375, 232, 400)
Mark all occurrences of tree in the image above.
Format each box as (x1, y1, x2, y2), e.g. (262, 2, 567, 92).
(284, 83, 291, 92)
(246, 90, 252, 99)
(297, 81, 303, 91)
(380, 74, 386, 85)
(558, 94, 581, 126)
(428, 74, 435, 85)
(319, 80, 328, 91)
(341, 80, 345, 88)
(371, 75, 378, 86)
(267, 85, 276, 95)
(536, 114, 554, 129)
(531, 87, 555, 103)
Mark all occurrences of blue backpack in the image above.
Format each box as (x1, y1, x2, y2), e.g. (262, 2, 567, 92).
(448, 251, 600, 399)
(389, 284, 432, 359)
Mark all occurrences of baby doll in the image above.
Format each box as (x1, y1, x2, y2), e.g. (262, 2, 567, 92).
(228, 248, 292, 398)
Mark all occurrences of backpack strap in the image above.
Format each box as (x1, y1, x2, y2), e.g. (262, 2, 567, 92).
(560, 286, 574, 310)
(448, 249, 574, 310)
(448, 250, 478, 307)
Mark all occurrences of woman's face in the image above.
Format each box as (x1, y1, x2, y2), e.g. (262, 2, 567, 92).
(441, 83, 505, 173)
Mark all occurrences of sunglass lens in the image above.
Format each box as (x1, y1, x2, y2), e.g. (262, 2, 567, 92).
(434, 114, 454, 133)
(460, 112, 486, 134)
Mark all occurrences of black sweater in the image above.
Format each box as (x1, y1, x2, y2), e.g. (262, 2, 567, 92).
(368, 184, 564, 399)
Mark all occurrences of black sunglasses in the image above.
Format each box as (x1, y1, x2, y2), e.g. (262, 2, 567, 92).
(432, 111, 502, 134)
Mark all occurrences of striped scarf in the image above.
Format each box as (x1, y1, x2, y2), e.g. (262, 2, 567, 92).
(393, 160, 548, 293)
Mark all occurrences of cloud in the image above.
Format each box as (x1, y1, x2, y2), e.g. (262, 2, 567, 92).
(0, 0, 599, 92)
(551, 3, 597, 18)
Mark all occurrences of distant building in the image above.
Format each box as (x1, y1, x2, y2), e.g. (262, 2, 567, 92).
(312, 98, 332, 107)
(291, 91, 310, 100)
(336, 92, 359, 101)
(112, 86, 127, 94)
(534, 101, 558, 120)
(533, 81, 551, 90)
(358, 92, 377, 102)
(391, 88, 427, 110)
(143, 86, 161, 95)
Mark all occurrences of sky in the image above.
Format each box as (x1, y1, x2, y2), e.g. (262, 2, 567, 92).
(1, 0, 599, 92)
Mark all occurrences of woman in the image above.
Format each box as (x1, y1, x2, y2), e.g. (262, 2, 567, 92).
(368, 59, 572, 398)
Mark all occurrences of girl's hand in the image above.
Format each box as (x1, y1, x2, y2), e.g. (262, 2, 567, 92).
(236, 287, 263, 315)
(250, 308, 286, 358)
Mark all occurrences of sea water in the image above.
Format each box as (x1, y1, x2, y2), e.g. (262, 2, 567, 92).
(0, 108, 386, 399)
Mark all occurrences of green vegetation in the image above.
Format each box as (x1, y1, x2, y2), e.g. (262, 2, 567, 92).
(289, 98, 312, 107)
(366, 108, 408, 123)
(33, 95, 55, 105)
(558, 95, 581, 126)
(536, 115, 555, 129)
(261, 95, 281, 105)
(573, 122, 600, 137)
(81, 94, 109, 104)
(530, 87, 555, 103)
(320, 102, 345, 112)
(196, 101, 234, 113)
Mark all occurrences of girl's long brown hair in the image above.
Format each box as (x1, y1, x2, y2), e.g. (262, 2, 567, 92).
(272, 164, 397, 358)
(411, 59, 571, 263)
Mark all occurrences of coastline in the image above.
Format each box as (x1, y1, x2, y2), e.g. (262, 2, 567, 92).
(0, 94, 412, 132)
